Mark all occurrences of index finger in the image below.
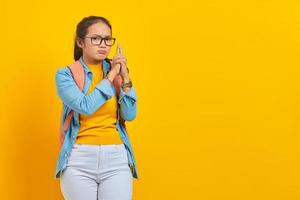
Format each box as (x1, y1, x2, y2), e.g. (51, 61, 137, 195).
(118, 44, 123, 55)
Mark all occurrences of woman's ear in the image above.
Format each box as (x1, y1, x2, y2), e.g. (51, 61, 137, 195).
(76, 38, 84, 48)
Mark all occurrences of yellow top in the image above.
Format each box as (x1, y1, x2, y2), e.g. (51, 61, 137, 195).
(75, 62, 123, 145)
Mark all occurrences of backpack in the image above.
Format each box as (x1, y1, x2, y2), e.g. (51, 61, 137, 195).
(59, 58, 127, 146)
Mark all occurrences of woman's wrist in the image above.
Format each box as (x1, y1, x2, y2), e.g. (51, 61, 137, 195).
(122, 74, 130, 83)
(105, 73, 114, 84)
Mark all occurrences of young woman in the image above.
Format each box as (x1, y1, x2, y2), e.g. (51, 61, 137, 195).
(54, 16, 139, 200)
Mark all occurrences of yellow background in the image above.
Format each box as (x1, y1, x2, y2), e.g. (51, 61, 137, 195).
(1, 0, 300, 199)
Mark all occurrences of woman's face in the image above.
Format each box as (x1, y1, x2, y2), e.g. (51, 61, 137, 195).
(77, 22, 113, 63)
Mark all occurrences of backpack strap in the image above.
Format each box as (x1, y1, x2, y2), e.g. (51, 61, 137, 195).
(59, 60, 85, 146)
(68, 60, 85, 91)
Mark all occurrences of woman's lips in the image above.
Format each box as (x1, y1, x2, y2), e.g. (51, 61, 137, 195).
(98, 50, 107, 54)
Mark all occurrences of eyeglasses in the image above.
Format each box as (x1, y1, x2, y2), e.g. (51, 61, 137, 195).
(85, 35, 116, 46)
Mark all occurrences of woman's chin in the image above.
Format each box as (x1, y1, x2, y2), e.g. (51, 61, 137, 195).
(94, 54, 106, 61)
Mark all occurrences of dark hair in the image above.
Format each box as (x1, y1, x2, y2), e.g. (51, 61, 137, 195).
(74, 16, 112, 61)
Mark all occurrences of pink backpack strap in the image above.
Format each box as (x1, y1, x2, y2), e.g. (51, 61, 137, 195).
(68, 60, 85, 91)
(59, 60, 85, 146)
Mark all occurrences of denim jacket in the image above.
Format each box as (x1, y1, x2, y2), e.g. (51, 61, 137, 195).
(53, 56, 139, 180)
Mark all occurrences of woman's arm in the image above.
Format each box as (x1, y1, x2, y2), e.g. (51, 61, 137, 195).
(55, 67, 115, 115)
(112, 44, 137, 121)
(118, 85, 137, 121)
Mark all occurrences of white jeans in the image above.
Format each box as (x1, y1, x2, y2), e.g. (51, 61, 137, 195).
(60, 143, 133, 200)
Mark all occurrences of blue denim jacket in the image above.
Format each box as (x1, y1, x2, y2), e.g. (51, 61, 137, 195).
(53, 56, 139, 180)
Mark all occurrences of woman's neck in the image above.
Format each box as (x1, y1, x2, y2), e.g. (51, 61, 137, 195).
(82, 55, 103, 66)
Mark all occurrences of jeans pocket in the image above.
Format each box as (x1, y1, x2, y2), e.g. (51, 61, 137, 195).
(112, 144, 125, 153)
(67, 145, 82, 166)
(109, 144, 128, 163)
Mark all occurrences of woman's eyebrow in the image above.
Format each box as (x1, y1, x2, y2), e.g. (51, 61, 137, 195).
(90, 34, 111, 38)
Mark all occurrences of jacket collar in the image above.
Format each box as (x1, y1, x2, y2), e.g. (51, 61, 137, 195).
(79, 56, 110, 76)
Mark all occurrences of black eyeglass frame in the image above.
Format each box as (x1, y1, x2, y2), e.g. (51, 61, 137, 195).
(84, 35, 116, 46)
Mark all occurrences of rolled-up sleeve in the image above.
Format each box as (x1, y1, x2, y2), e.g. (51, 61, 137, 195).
(55, 67, 115, 115)
(118, 86, 137, 121)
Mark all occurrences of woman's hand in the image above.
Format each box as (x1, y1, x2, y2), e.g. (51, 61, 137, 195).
(112, 44, 130, 81)
(106, 44, 122, 82)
